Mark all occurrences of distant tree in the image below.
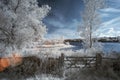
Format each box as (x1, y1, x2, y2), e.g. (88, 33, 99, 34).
(78, 0, 105, 48)
(0, 0, 50, 55)
(118, 36, 120, 42)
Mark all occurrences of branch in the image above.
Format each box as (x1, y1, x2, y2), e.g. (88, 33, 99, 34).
(0, 27, 10, 37)
(14, 0, 21, 13)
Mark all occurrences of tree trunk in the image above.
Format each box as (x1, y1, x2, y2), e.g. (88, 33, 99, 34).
(89, 25, 92, 48)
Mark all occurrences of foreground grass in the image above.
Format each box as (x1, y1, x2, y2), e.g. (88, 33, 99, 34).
(65, 58, 120, 80)
(0, 53, 120, 80)
(0, 56, 62, 80)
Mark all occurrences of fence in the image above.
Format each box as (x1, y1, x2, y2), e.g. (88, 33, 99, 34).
(58, 53, 120, 70)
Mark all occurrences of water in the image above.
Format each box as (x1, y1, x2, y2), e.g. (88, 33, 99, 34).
(61, 42, 120, 53)
(60, 42, 83, 51)
(102, 42, 120, 53)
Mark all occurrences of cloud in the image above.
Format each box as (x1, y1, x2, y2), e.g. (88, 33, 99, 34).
(46, 28, 79, 39)
(107, 0, 120, 8)
(41, 0, 83, 39)
(46, 23, 60, 34)
(102, 17, 120, 27)
(44, 19, 80, 39)
(100, 8, 120, 13)
(42, 0, 120, 39)
(95, 0, 120, 37)
(100, 13, 110, 17)
(98, 28, 120, 37)
(95, 17, 120, 37)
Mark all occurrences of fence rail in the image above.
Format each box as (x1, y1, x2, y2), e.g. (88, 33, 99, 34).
(58, 53, 120, 70)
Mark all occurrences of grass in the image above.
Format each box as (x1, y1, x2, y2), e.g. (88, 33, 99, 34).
(0, 55, 62, 80)
(65, 57, 120, 80)
(0, 53, 120, 80)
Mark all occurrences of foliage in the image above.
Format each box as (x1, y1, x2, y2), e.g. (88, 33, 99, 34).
(78, 0, 105, 48)
(0, 0, 50, 55)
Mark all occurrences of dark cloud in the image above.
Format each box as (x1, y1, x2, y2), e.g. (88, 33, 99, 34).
(38, 0, 83, 38)
(38, 0, 120, 38)
(45, 21, 60, 34)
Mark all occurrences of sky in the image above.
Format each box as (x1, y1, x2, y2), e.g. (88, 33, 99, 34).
(38, 0, 120, 39)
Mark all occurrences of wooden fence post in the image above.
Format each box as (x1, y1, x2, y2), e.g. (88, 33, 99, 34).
(95, 53, 102, 69)
(58, 53, 65, 77)
(59, 53, 64, 67)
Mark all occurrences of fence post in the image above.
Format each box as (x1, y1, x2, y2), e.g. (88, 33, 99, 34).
(58, 53, 65, 77)
(59, 53, 64, 67)
(95, 53, 102, 69)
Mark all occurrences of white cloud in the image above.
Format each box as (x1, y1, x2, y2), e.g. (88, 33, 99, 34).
(47, 20, 65, 28)
(102, 17, 120, 27)
(95, 17, 120, 37)
(96, 4, 120, 37)
(98, 29, 120, 37)
(100, 13, 110, 17)
(55, 29, 79, 39)
(100, 8, 120, 13)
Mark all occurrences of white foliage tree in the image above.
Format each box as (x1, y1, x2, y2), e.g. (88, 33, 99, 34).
(78, 0, 105, 48)
(0, 0, 50, 55)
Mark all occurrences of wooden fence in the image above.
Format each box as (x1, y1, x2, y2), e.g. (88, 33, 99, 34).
(58, 53, 120, 70)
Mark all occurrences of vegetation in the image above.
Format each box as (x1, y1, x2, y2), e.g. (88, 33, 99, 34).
(78, 0, 105, 48)
(0, 0, 50, 55)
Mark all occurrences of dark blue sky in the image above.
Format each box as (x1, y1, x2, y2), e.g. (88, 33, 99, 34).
(38, 0, 120, 39)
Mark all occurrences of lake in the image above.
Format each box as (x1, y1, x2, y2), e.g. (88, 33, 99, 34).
(61, 42, 120, 54)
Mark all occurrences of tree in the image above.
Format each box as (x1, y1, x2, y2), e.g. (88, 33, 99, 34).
(0, 0, 50, 55)
(78, 0, 105, 48)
